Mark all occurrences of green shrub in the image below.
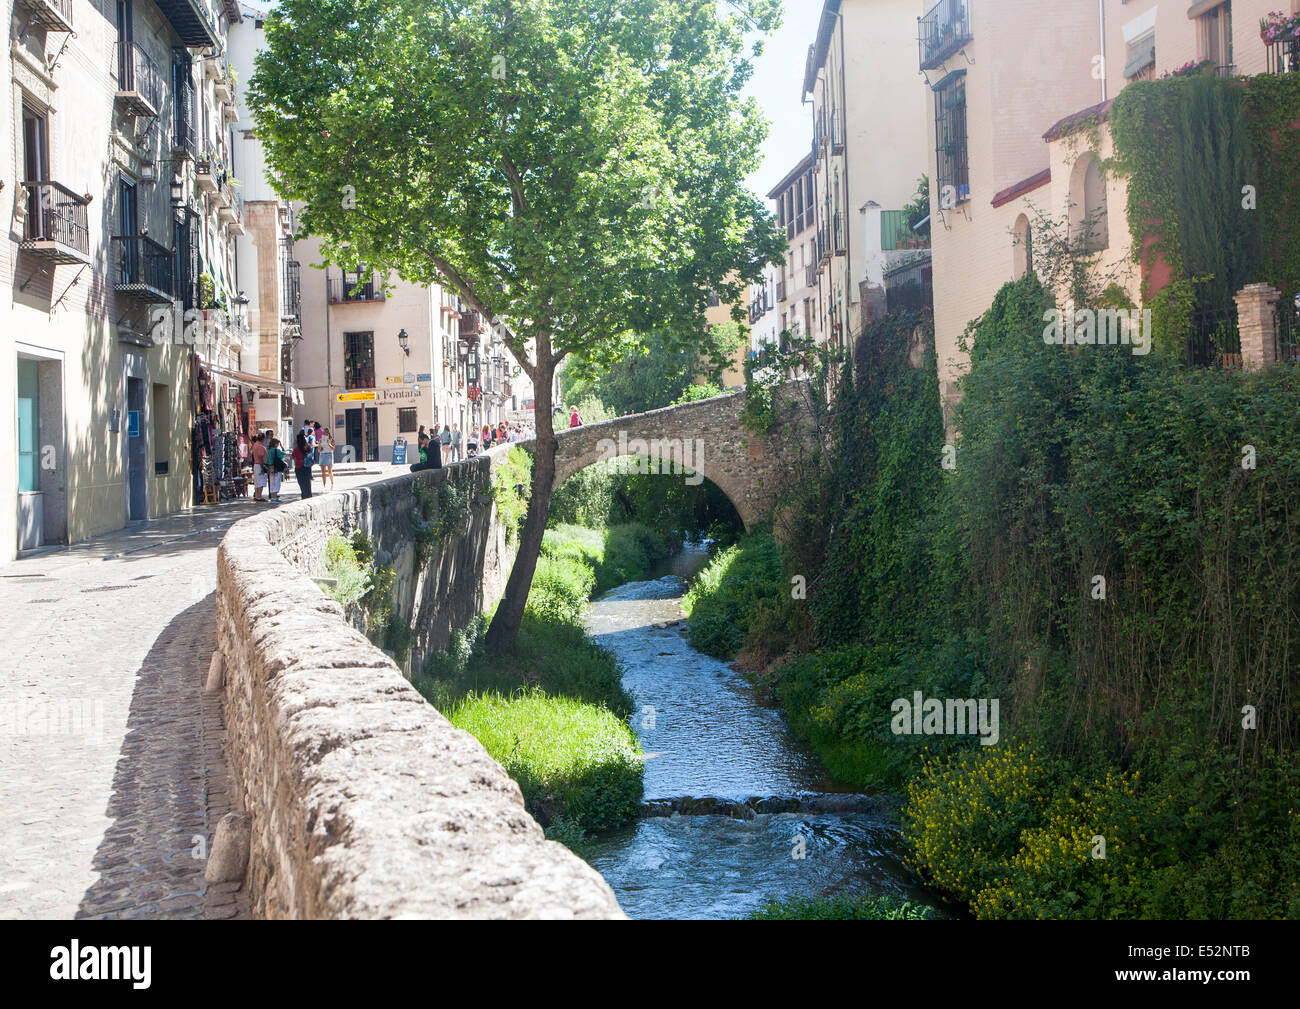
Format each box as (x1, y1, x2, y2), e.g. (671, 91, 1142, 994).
(773, 638, 988, 790)
(683, 530, 786, 657)
(448, 689, 643, 832)
(322, 533, 371, 607)
(745, 893, 938, 920)
(526, 552, 596, 624)
(492, 446, 532, 545)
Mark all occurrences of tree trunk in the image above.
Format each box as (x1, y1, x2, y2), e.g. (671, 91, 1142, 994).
(484, 346, 557, 654)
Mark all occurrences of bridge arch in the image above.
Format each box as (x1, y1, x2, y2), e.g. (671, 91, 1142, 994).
(549, 391, 800, 530)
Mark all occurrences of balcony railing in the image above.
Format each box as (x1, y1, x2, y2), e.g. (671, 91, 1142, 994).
(154, 0, 221, 48)
(113, 235, 176, 303)
(1187, 305, 1242, 369)
(219, 187, 243, 231)
(20, 181, 90, 265)
(116, 41, 161, 118)
(460, 308, 488, 340)
(1266, 37, 1300, 76)
(281, 260, 301, 322)
(919, 0, 974, 72)
(16, 0, 74, 33)
(328, 273, 385, 303)
(1277, 299, 1300, 364)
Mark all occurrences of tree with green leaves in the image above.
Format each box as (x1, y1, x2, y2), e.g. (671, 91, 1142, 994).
(250, 0, 784, 652)
(561, 320, 745, 416)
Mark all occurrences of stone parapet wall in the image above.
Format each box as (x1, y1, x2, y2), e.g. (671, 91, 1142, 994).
(215, 449, 625, 918)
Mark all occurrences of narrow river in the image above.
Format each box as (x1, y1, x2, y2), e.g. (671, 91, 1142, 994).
(583, 542, 942, 920)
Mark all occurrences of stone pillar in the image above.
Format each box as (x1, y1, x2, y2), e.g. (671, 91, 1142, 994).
(1235, 283, 1281, 372)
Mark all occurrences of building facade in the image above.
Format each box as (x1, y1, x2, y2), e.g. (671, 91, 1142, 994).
(921, 0, 1293, 409)
(4, 0, 251, 559)
(228, 3, 295, 445)
(293, 234, 531, 463)
(767, 152, 822, 346)
(803, 0, 932, 353)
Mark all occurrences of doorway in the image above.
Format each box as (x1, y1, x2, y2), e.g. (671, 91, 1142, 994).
(126, 376, 147, 519)
(17, 354, 67, 552)
(345, 407, 378, 462)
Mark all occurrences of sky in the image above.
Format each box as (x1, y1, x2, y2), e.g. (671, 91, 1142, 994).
(741, 0, 821, 199)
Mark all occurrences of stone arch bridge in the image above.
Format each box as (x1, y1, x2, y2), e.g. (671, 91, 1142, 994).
(549, 388, 815, 529)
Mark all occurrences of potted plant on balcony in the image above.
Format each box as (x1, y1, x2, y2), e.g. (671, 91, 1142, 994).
(198, 272, 216, 310)
(1260, 11, 1300, 46)
(1262, 11, 1300, 68)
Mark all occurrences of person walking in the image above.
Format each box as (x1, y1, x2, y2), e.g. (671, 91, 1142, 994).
(292, 431, 313, 499)
(251, 433, 268, 502)
(569, 404, 582, 428)
(447, 423, 458, 462)
(266, 436, 286, 502)
(318, 428, 336, 490)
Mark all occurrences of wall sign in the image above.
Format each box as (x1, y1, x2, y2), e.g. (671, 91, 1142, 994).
(337, 391, 377, 402)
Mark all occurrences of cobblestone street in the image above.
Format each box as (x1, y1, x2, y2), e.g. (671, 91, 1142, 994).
(0, 466, 400, 919)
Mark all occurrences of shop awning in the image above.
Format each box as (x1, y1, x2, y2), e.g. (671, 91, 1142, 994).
(203, 364, 285, 395)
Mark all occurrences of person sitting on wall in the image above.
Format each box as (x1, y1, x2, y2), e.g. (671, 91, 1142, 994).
(410, 431, 442, 473)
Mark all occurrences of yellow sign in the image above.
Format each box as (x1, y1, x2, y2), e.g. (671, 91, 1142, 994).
(385, 376, 404, 384)
(337, 391, 377, 402)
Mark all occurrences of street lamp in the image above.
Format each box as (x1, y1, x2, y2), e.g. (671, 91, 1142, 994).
(397, 328, 409, 356)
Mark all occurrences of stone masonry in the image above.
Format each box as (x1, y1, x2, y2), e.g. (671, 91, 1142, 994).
(216, 448, 625, 918)
(552, 388, 814, 528)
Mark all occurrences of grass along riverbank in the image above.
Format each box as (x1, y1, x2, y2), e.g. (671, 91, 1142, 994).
(414, 520, 673, 849)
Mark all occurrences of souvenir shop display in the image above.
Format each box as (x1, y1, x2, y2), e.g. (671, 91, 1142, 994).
(192, 361, 254, 503)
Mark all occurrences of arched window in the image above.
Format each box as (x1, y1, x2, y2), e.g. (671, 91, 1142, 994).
(1070, 153, 1109, 252)
(1013, 214, 1033, 279)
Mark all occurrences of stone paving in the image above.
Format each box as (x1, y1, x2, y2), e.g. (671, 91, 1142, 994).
(0, 464, 403, 919)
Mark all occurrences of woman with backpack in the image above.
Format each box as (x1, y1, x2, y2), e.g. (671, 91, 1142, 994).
(266, 436, 286, 502)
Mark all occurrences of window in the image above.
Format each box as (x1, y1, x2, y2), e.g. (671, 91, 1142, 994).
(152, 383, 170, 472)
(22, 104, 49, 231)
(398, 407, 418, 433)
(343, 331, 375, 390)
(1124, 29, 1156, 80)
(934, 73, 969, 206)
(1013, 214, 1034, 279)
(172, 48, 195, 154)
(1197, 2, 1233, 72)
(119, 178, 137, 235)
(1070, 154, 1109, 252)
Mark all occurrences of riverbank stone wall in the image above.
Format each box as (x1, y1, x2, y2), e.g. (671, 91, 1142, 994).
(215, 447, 626, 919)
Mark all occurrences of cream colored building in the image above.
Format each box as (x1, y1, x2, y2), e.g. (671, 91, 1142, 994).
(923, 0, 1294, 408)
(4, 0, 248, 559)
(228, 4, 294, 442)
(803, 0, 931, 352)
(767, 152, 822, 346)
(294, 234, 530, 462)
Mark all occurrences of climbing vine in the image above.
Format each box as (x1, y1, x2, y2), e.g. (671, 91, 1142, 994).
(1109, 74, 1279, 353)
(412, 477, 471, 563)
(491, 446, 533, 546)
(1242, 72, 1300, 303)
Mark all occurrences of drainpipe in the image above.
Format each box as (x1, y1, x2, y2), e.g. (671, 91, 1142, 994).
(1098, 0, 1107, 103)
(836, 3, 852, 355)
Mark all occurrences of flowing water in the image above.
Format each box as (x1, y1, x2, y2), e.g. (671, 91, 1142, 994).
(583, 543, 942, 920)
